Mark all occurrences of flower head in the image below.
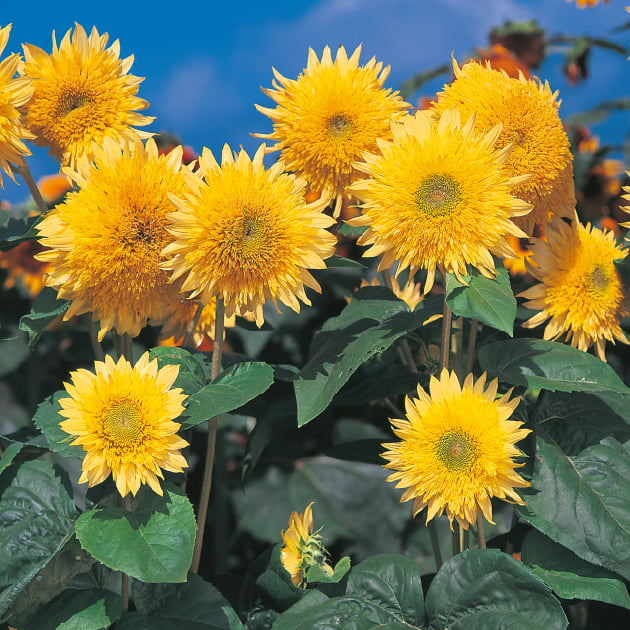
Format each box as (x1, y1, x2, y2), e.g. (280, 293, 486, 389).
(349, 109, 531, 293)
(433, 60, 574, 233)
(519, 216, 629, 361)
(19, 23, 153, 168)
(0, 24, 34, 187)
(280, 503, 332, 587)
(162, 143, 337, 326)
(36, 136, 190, 341)
(382, 369, 531, 530)
(58, 352, 188, 497)
(256, 45, 410, 216)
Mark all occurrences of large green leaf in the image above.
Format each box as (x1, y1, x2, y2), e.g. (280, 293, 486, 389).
(0, 460, 78, 616)
(0, 213, 41, 251)
(75, 483, 196, 583)
(18, 287, 70, 348)
(33, 390, 85, 459)
(20, 588, 122, 630)
(0, 327, 29, 377)
(0, 443, 23, 476)
(445, 265, 516, 336)
(149, 346, 207, 397)
(294, 287, 442, 426)
(183, 362, 274, 427)
(424, 549, 567, 629)
(521, 530, 630, 609)
(518, 437, 630, 581)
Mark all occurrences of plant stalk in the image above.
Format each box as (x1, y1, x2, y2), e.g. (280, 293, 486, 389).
(440, 299, 453, 371)
(10, 162, 49, 215)
(183, 301, 205, 348)
(477, 514, 487, 549)
(86, 316, 104, 362)
(465, 319, 479, 374)
(191, 297, 225, 573)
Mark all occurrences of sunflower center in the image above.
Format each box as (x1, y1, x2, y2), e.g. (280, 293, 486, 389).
(415, 174, 463, 217)
(56, 86, 94, 117)
(327, 114, 354, 141)
(222, 208, 276, 268)
(103, 399, 143, 446)
(587, 265, 610, 296)
(435, 430, 477, 472)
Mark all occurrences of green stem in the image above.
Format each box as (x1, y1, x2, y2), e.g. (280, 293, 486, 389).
(191, 297, 225, 574)
(10, 162, 49, 214)
(183, 301, 204, 348)
(452, 316, 464, 380)
(428, 520, 443, 571)
(440, 299, 453, 371)
(86, 316, 104, 362)
(477, 514, 487, 549)
(465, 319, 479, 375)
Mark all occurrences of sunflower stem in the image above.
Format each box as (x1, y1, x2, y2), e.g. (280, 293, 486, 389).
(459, 524, 465, 553)
(10, 162, 49, 215)
(121, 333, 133, 362)
(440, 299, 453, 371)
(191, 297, 225, 574)
(452, 316, 464, 380)
(86, 316, 104, 362)
(428, 520, 443, 571)
(465, 319, 479, 374)
(477, 514, 487, 549)
(451, 527, 459, 557)
(121, 494, 132, 611)
(183, 301, 204, 348)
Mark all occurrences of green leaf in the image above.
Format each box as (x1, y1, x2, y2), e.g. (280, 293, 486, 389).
(149, 346, 207, 397)
(0, 460, 78, 616)
(20, 588, 122, 630)
(425, 548, 567, 629)
(114, 613, 211, 629)
(338, 222, 368, 236)
(307, 556, 351, 585)
(294, 287, 442, 426)
(0, 443, 23, 476)
(183, 362, 274, 427)
(478, 338, 630, 398)
(129, 573, 244, 630)
(33, 390, 85, 459)
(325, 254, 366, 269)
(445, 265, 516, 335)
(518, 437, 630, 581)
(0, 214, 41, 251)
(0, 327, 29, 377)
(18, 287, 70, 348)
(522, 530, 630, 609)
(75, 483, 196, 583)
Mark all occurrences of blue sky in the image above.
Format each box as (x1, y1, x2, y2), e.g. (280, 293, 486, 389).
(2, 0, 629, 203)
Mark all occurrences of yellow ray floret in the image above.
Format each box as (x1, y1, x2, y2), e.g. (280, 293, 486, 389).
(433, 59, 574, 234)
(36, 136, 191, 341)
(19, 23, 153, 168)
(161, 143, 337, 326)
(0, 24, 34, 188)
(519, 215, 629, 361)
(255, 45, 410, 216)
(348, 109, 532, 294)
(58, 352, 188, 498)
(382, 369, 531, 530)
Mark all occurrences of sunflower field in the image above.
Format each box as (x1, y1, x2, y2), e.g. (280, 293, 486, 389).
(1, 4, 630, 629)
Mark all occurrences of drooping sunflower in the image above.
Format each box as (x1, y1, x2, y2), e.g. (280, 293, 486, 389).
(255, 45, 410, 216)
(162, 143, 337, 326)
(19, 23, 153, 168)
(36, 136, 190, 341)
(433, 59, 574, 234)
(348, 109, 532, 294)
(58, 352, 188, 497)
(0, 24, 34, 188)
(280, 502, 332, 588)
(518, 215, 629, 361)
(382, 369, 531, 530)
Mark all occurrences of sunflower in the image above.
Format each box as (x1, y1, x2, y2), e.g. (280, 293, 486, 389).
(36, 136, 190, 341)
(255, 45, 410, 216)
(58, 352, 188, 497)
(382, 369, 530, 530)
(519, 215, 629, 361)
(162, 143, 337, 326)
(280, 503, 332, 588)
(0, 24, 34, 188)
(348, 109, 532, 294)
(19, 23, 153, 168)
(433, 59, 574, 234)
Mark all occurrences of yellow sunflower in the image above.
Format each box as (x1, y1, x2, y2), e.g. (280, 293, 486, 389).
(255, 45, 410, 216)
(519, 215, 629, 361)
(280, 502, 332, 588)
(382, 369, 531, 530)
(162, 143, 337, 326)
(58, 352, 188, 497)
(19, 23, 153, 168)
(348, 109, 532, 294)
(36, 136, 190, 341)
(0, 24, 34, 188)
(433, 59, 574, 234)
